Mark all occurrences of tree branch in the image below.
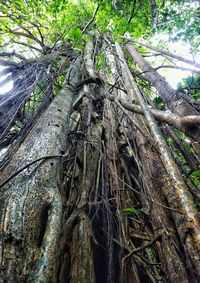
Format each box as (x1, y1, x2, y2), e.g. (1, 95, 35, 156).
(76, 76, 103, 90)
(122, 232, 163, 262)
(12, 40, 43, 52)
(0, 74, 13, 88)
(30, 22, 45, 46)
(155, 64, 200, 73)
(82, 5, 100, 34)
(0, 51, 26, 61)
(0, 60, 18, 67)
(149, 0, 157, 28)
(128, 0, 137, 23)
(114, 97, 200, 130)
(8, 28, 42, 46)
(0, 67, 14, 77)
(123, 37, 200, 69)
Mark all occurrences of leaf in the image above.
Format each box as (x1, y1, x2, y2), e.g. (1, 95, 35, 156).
(190, 169, 200, 188)
(122, 207, 138, 214)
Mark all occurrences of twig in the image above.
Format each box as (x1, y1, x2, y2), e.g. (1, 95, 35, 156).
(82, 5, 100, 34)
(12, 40, 43, 52)
(128, 0, 137, 23)
(122, 232, 163, 262)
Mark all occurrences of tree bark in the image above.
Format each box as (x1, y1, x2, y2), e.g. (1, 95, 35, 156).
(0, 36, 200, 283)
(115, 42, 200, 280)
(0, 58, 81, 283)
(126, 43, 200, 152)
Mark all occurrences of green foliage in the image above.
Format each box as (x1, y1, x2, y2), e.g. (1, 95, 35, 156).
(178, 74, 200, 101)
(166, 136, 185, 164)
(0, 0, 95, 51)
(12, 121, 22, 133)
(166, 137, 173, 146)
(174, 148, 188, 170)
(122, 207, 141, 215)
(190, 168, 200, 188)
(153, 96, 164, 110)
(0, 0, 198, 55)
(166, 132, 191, 174)
(173, 130, 193, 154)
(155, 0, 200, 51)
(96, 52, 107, 71)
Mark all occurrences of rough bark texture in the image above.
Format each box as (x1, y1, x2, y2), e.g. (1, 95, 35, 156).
(116, 42, 200, 277)
(126, 43, 200, 146)
(0, 59, 81, 282)
(0, 37, 200, 283)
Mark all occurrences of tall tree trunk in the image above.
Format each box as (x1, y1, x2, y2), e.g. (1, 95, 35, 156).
(116, 42, 200, 276)
(126, 44, 198, 116)
(0, 37, 200, 283)
(126, 43, 200, 153)
(0, 58, 81, 282)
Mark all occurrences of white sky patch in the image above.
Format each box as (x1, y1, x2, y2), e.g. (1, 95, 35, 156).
(148, 33, 200, 88)
(155, 43, 193, 89)
(0, 66, 13, 95)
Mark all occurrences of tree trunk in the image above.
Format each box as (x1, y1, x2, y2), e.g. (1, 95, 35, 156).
(126, 43, 200, 153)
(0, 37, 200, 283)
(0, 58, 81, 282)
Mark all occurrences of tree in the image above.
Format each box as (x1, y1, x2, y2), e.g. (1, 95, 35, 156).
(0, 0, 200, 282)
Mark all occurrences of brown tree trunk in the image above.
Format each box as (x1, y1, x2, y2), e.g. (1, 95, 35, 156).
(126, 44, 198, 116)
(0, 37, 200, 283)
(126, 43, 200, 154)
(115, 42, 200, 280)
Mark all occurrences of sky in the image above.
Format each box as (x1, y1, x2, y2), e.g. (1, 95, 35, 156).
(148, 33, 200, 88)
(0, 66, 13, 94)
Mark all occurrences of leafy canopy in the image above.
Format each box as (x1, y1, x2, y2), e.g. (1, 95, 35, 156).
(0, 0, 199, 55)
